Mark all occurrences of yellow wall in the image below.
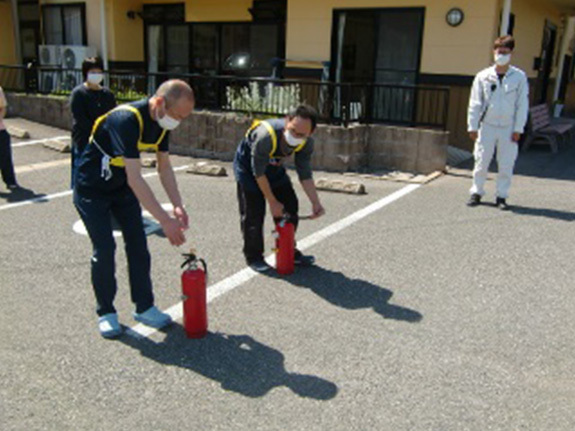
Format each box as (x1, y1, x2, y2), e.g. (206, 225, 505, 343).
(187, 0, 252, 22)
(36, 0, 566, 77)
(0, 2, 18, 65)
(510, 0, 562, 79)
(108, 0, 145, 62)
(107, 0, 254, 62)
(41, 0, 253, 63)
(286, 0, 567, 77)
(40, 0, 147, 62)
(286, 0, 500, 75)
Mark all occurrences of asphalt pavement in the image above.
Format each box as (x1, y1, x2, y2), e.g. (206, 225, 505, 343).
(1, 118, 574, 431)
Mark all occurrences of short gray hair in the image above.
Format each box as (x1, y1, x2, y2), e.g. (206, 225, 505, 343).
(155, 79, 195, 107)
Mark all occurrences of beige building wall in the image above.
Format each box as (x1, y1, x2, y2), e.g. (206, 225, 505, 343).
(108, 0, 254, 62)
(286, 0, 569, 78)
(0, 2, 18, 65)
(40, 0, 254, 64)
(35, 0, 568, 76)
(509, 0, 562, 79)
(108, 0, 145, 62)
(187, 0, 252, 22)
(286, 0, 500, 75)
(39, 0, 162, 63)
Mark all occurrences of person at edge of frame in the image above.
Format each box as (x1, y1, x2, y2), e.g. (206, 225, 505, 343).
(70, 57, 116, 188)
(467, 35, 529, 210)
(0, 86, 18, 190)
(74, 79, 193, 338)
(234, 104, 326, 273)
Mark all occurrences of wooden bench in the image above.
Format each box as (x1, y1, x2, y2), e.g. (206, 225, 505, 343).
(523, 104, 574, 153)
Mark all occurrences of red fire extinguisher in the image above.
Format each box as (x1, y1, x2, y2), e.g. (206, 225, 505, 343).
(181, 250, 208, 339)
(273, 215, 295, 275)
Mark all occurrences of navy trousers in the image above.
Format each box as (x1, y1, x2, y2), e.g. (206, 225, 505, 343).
(0, 130, 16, 186)
(74, 188, 154, 316)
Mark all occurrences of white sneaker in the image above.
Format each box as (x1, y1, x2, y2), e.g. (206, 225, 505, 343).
(133, 306, 172, 329)
(98, 313, 122, 338)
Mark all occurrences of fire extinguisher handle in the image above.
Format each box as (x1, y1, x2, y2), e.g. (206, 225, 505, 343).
(180, 254, 208, 281)
(181, 253, 196, 269)
(199, 258, 208, 278)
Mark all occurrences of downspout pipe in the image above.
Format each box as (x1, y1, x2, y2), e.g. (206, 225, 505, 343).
(10, 0, 23, 65)
(500, 0, 512, 36)
(100, 0, 109, 72)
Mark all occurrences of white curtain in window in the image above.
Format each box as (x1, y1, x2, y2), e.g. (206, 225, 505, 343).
(63, 6, 83, 45)
(334, 13, 346, 118)
(148, 25, 162, 93)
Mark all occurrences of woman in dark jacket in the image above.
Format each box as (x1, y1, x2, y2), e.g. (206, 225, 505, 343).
(70, 57, 116, 187)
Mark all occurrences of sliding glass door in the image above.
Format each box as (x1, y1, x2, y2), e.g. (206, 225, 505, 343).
(333, 8, 424, 123)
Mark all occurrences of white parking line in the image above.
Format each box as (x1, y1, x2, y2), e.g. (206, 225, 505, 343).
(15, 159, 70, 174)
(0, 164, 191, 212)
(12, 136, 70, 148)
(125, 183, 421, 339)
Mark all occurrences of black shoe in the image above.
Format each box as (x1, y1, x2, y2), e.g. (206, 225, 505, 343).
(6, 183, 19, 190)
(466, 193, 481, 207)
(496, 197, 510, 211)
(248, 259, 272, 273)
(294, 250, 315, 266)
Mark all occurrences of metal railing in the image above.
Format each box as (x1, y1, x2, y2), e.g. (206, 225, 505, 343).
(0, 64, 449, 129)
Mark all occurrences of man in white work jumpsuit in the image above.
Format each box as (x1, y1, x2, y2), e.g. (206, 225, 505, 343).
(467, 35, 529, 210)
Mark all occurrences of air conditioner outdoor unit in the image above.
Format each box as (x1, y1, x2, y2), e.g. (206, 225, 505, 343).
(60, 46, 97, 90)
(38, 45, 62, 66)
(61, 45, 97, 69)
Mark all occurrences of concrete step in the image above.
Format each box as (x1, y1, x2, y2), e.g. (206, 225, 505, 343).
(7, 126, 30, 139)
(186, 162, 227, 177)
(315, 178, 366, 195)
(43, 139, 71, 153)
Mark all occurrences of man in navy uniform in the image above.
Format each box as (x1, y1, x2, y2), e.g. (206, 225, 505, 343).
(234, 104, 325, 272)
(74, 79, 193, 338)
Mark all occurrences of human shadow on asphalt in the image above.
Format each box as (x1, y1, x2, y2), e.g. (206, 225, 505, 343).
(0, 185, 46, 203)
(119, 326, 338, 400)
(509, 205, 575, 221)
(265, 266, 423, 322)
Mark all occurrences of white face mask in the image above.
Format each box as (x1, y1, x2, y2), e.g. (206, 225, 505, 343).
(284, 129, 305, 147)
(157, 113, 180, 130)
(87, 72, 104, 85)
(155, 100, 181, 130)
(494, 53, 511, 66)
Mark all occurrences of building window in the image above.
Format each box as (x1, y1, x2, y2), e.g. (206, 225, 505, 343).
(42, 4, 87, 45)
(206, 23, 280, 76)
(192, 24, 219, 72)
(142, 3, 282, 77)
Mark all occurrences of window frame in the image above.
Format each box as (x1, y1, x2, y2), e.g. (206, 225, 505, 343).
(41, 3, 87, 46)
(330, 7, 425, 84)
